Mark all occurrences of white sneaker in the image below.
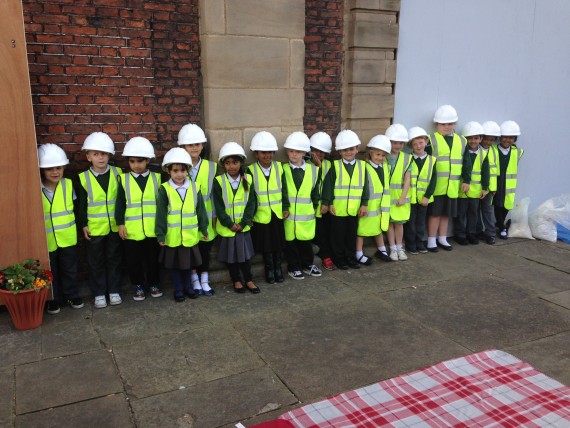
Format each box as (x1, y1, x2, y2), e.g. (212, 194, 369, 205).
(109, 293, 122, 305)
(302, 265, 322, 277)
(94, 295, 107, 309)
(397, 249, 408, 261)
(389, 251, 399, 262)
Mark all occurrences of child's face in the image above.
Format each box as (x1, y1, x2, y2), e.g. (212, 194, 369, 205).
(390, 140, 405, 154)
(255, 151, 274, 168)
(223, 157, 242, 177)
(86, 150, 110, 171)
(369, 149, 387, 165)
(286, 149, 305, 165)
(436, 122, 455, 136)
(481, 135, 496, 149)
(128, 157, 150, 174)
(42, 166, 64, 187)
(500, 136, 516, 149)
(410, 137, 427, 155)
(466, 135, 482, 151)
(183, 143, 204, 161)
(339, 145, 358, 162)
(168, 163, 188, 185)
(311, 147, 326, 161)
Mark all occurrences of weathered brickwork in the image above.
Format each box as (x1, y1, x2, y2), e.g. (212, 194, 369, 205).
(23, 0, 201, 167)
(304, 0, 344, 136)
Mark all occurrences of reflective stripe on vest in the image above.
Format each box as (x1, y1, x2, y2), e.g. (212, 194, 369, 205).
(248, 161, 283, 223)
(193, 160, 218, 241)
(122, 172, 159, 240)
(283, 163, 317, 241)
(357, 162, 390, 236)
(410, 155, 435, 204)
(460, 148, 488, 199)
(333, 159, 365, 217)
(215, 174, 251, 237)
(163, 182, 199, 247)
(493, 145, 524, 210)
(389, 152, 412, 222)
(429, 133, 466, 198)
(315, 159, 331, 219)
(43, 178, 77, 252)
(79, 166, 120, 235)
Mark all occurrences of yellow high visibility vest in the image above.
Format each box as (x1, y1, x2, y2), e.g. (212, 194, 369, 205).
(410, 155, 436, 204)
(460, 148, 488, 199)
(314, 159, 331, 219)
(79, 166, 121, 236)
(283, 163, 317, 241)
(389, 152, 412, 222)
(357, 162, 390, 236)
(492, 145, 524, 210)
(429, 133, 466, 198)
(248, 161, 284, 224)
(215, 174, 252, 237)
(332, 159, 366, 217)
(192, 159, 218, 241)
(121, 172, 160, 240)
(43, 178, 77, 252)
(163, 182, 200, 247)
(485, 145, 498, 192)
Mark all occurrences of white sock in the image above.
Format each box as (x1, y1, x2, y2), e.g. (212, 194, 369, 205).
(390, 245, 397, 252)
(200, 272, 211, 292)
(427, 237, 437, 248)
(378, 246, 387, 253)
(396, 244, 402, 250)
(191, 273, 201, 290)
(356, 251, 363, 259)
(438, 236, 449, 246)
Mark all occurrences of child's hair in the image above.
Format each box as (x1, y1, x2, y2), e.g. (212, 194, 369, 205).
(223, 155, 248, 191)
(166, 163, 189, 173)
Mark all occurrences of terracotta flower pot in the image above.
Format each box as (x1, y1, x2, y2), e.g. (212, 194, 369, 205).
(0, 287, 48, 330)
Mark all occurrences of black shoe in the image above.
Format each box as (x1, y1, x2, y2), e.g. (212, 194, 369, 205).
(357, 255, 372, 265)
(46, 301, 61, 314)
(454, 236, 469, 245)
(467, 235, 479, 245)
(486, 236, 496, 245)
(185, 289, 199, 299)
(67, 297, 84, 309)
(245, 281, 261, 294)
(417, 244, 428, 254)
(347, 259, 360, 269)
(174, 292, 185, 302)
(233, 281, 246, 294)
(407, 247, 419, 255)
(263, 253, 275, 284)
(273, 253, 285, 283)
(427, 246, 439, 253)
(437, 241, 453, 251)
(336, 263, 349, 270)
(374, 250, 392, 262)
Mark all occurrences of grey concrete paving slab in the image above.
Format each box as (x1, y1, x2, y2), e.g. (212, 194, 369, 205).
(237, 293, 469, 402)
(41, 318, 102, 359)
(131, 367, 297, 428)
(15, 393, 133, 428)
(0, 367, 13, 428)
(383, 273, 570, 351)
(494, 264, 570, 295)
(15, 350, 123, 414)
(0, 324, 41, 366)
(541, 290, 570, 310)
(507, 331, 570, 386)
(510, 240, 570, 273)
(113, 324, 265, 399)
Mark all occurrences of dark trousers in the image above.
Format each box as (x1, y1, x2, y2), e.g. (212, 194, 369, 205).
(124, 237, 159, 288)
(171, 269, 191, 295)
(404, 204, 428, 250)
(85, 232, 122, 296)
(49, 246, 79, 302)
(313, 213, 333, 260)
(197, 239, 215, 273)
(330, 215, 359, 265)
(455, 198, 480, 238)
(494, 205, 510, 231)
(227, 261, 253, 283)
(284, 239, 314, 272)
(477, 192, 496, 237)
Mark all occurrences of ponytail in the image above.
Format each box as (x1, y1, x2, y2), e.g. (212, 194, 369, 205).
(240, 166, 249, 191)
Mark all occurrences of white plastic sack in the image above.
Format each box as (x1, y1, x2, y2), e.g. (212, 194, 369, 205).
(508, 197, 534, 239)
(529, 194, 570, 242)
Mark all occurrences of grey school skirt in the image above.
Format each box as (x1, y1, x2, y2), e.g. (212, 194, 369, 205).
(159, 245, 202, 270)
(217, 231, 255, 264)
(428, 195, 458, 217)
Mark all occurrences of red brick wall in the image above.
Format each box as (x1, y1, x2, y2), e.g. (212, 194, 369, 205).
(23, 0, 201, 169)
(304, 0, 344, 136)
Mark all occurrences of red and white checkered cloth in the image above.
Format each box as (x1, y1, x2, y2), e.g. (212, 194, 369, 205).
(273, 350, 570, 427)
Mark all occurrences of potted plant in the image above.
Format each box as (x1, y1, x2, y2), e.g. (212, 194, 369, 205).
(0, 259, 52, 330)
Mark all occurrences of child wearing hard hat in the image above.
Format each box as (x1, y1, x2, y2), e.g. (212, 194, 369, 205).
(115, 137, 163, 302)
(321, 130, 369, 270)
(38, 144, 84, 314)
(356, 135, 391, 264)
(282, 132, 322, 280)
(492, 121, 524, 240)
(426, 105, 473, 252)
(308, 132, 335, 271)
(77, 132, 123, 309)
(155, 148, 209, 302)
(477, 121, 500, 245)
(386, 124, 413, 261)
(178, 124, 217, 296)
(247, 131, 288, 285)
(454, 122, 490, 245)
(404, 127, 437, 255)
(213, 142, 260, 294)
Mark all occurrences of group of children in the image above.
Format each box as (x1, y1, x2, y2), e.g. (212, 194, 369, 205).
(39, 104, 523, 312)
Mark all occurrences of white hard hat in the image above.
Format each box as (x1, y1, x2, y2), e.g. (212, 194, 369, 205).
(335, 129, 361, 151)
(433, 105, 458, 123)
(250, 131, 278, 151)
(162, 147, 192, 171)
(500, 120, 521, 136)
(283, 132, 310, 152)
(309, 132, 332, 154)
(367, 135, 391, 153)
(122, 137, 155, 158)
(219, 142, 247, 162)
(385, 123, 408, 142)
(462, 121, 485, 137)
(38, 144, 69, 168)
(407, 126, 428, 142)
(82, 132, 115, 155)
(178, 124, 207, 146)
(482, 121, 501, 137)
